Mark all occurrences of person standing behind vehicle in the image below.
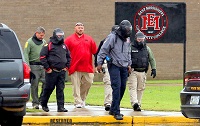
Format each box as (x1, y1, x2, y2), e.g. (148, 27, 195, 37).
(64, 22, 97, 108)
(23, 26, 46, 109)
(94, 25, 119, 111)
(97, 20, 132, 120)
(128, 31, 156, 111)
(40, 28, 71, 112)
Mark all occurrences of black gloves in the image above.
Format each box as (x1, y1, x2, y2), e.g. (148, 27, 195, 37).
(151, 69, 156, 78)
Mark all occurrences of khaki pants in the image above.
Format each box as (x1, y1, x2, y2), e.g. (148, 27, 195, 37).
(71, 71, 94, 105)
(127, 70, 146, 106)
(102, 64, 112, 106)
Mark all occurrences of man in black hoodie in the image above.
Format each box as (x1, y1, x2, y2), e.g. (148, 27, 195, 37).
(40, 28, 71, 112)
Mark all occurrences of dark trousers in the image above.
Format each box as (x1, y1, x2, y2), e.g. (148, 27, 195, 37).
(30, 65, 46, 106)
(41, 70, 66, 109)
(108, 64, 128, 115)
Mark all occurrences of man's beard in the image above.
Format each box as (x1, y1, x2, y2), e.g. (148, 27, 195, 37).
(76, 31, 83, 36)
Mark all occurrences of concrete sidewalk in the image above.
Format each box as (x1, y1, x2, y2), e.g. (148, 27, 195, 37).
(23, 102, 200, 125)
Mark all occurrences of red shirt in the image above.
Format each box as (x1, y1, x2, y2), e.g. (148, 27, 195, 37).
(64, 33, 97, 75)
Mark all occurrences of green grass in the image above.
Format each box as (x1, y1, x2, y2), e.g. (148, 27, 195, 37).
(86, 84, 183, 111)
(29, 80, 183, 112)
(65, 79, 183, 85)
(141, 85, 182, 111)
(146, 79, 183, 84)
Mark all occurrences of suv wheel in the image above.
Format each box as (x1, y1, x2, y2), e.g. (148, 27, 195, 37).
(0, 116, 23, 126)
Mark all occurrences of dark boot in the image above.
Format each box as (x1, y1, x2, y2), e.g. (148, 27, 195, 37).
(42, 106, 49, 112)
(58, 107, 68, 112)
(109, 111, 124, 117)
(105, 104, 111, 111)
(114, 114, 123, 120)
(133, 103, 141, 111)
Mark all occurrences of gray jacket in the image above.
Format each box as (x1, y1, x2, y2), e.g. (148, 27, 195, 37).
(97, 32, 131, 67)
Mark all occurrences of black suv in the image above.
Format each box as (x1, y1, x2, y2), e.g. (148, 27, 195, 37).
(180, 70, 200, 118)
(0, 23, 31, 125)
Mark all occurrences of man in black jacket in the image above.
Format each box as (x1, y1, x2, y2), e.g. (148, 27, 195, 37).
(40, 28, 71, 112)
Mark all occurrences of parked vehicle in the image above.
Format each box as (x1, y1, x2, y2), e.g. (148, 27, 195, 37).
(0, 23, 31, 125)
(180, 70, 200, 118)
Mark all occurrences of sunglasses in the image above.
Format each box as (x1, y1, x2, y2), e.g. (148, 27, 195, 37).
(75, 22, 84, 26)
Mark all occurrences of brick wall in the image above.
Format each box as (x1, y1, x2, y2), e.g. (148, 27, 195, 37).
(0, 0, 199, 81)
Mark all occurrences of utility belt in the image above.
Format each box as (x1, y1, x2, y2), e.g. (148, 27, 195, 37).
(134, 68, 146, 72)
(51, 67, 64, 72)
(29, 61, 42, 65)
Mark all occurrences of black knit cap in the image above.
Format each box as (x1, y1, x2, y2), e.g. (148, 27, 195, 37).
(135, 31, 145, 38)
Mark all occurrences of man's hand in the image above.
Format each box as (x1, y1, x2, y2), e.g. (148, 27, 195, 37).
(94, 67, 98, 73)
(151, 69, 156, 78)
(46, 69, 52, 73)
(97, 65, 102, 73)
(62, 68, 68, 71)
(128, 66, 132, 75)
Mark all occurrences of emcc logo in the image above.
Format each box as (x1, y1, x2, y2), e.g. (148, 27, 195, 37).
(134, 4, 168, 41)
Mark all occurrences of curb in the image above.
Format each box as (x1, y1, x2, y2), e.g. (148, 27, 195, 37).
(23, 116, 200, 125)
(133, 116, 199, 124)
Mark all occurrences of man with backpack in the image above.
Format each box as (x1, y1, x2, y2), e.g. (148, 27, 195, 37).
(40, 28, 71, 112)
(97, 20, 132, 120)
(94, 25, 119, 111)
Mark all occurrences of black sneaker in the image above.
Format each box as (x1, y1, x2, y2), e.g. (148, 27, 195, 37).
(133, 103, 141, 111)
(109, 111, 124, 117)
(108, 111, 114, 115)
(58, 108, 68, 112)
(42, 106, 49, 112)
(114, 114, 123, 120)
(105, 104, 111, 111)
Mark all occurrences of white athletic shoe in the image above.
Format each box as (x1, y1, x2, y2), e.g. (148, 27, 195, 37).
(75, 104, 82, 108)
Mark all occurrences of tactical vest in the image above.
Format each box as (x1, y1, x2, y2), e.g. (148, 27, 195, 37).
(131, 45, 149, 72)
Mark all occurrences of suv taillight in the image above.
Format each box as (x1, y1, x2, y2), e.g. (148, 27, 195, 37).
(23, 62, 30, 83)
(184, 71, 200, 86)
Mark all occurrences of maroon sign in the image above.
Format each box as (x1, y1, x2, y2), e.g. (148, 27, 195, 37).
(115, 2, 186, 43)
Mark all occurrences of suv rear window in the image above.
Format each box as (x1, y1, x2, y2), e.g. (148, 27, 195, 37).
(0, 29, 22, 59)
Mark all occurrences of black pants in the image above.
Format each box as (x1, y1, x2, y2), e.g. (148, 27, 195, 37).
(41, 70, 66, 109)
(108, 64, 128, 115)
